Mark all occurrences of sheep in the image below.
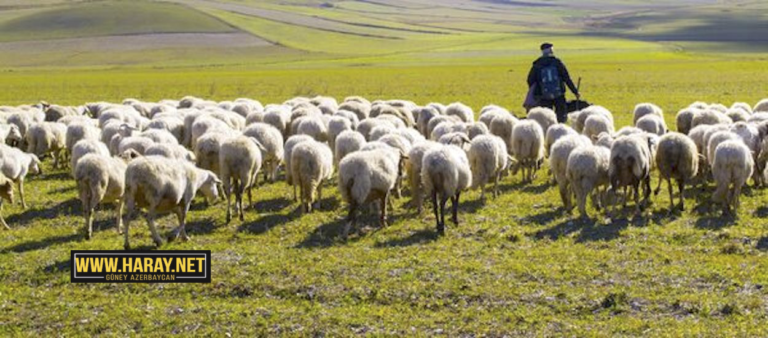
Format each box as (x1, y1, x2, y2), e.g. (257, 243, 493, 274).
(0, 124, 22, 147)
(595, 132, 614, 149)
(550, 134, 591, 210)
(338, 148, 405, 238)
(0, 173, 13, 229)
(712, 140, 753, 214)
(344, 96, 371, 107)
(545, 123, 577, 157)
(444, 102, 474, 123)
(70, 139, 110, 177)
(489, 113, 518, 153)
(122, 156, 221, 248)
(511, 120, 545, 182)
(569, 105, 613, 133)
(369, 124, 397, 142)
(144, 143, 196, 162)
(689, 101, 709, 110)
(583, 114, 615, 141)
(438, 132, 471, 150)
(338, 101, 370, 121)
(141, 128, 179, 145)
(754, 99, 768, 113)
(632, 103, 663, 124)
(26, 122, 66, 168)
(416, 106, 439, 137)
(654, 132, 699, 211)
(567, 145, 611, 217)
(478, 106, 509, 128)
(146, 116, 184, 143)
(730, 102, 752, 114)
(191, 116, 231, 149)
(421, 144, 471, 235)
(333, 110, 359, 130)
(527, 107, 557, 136)
(675, 108, 699, 134)
(691, 109, 731, 129)
(194, 131, 230, 176)
(426, 115, 460, 139)
(291, 140, 334, 213)
(8, 112, 35, 147)
(117, 136, 154, 156)
(706, 131, 740, 167)
(709, 103, 728, 114)
(334, 130, 366, 167)
(608, 134, 654, 214)
(635, 114, 667, 136)
(44, 105, 81, 122)
(284, 135, 315, 201)
(327, 116, 352, 151)
(75, 154, 128, 239)
(427, 102, 447, 114)
(243, 123, 284, 182)
(468, 135, 508, 200)
(357, 118, 395, 141)
(725, 108, 749, 123)
(406, 140, 440, 214)
(467, 122, 489, 140)
(0, 144, 41, 209)
(219, 136, 264, 222)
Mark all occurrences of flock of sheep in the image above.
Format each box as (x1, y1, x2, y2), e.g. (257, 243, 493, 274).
(0, 96, 767, 248)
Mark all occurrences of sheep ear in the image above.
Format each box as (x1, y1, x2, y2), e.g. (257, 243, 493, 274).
(461, 134, 471, 144)
(249, 137, 267, 152)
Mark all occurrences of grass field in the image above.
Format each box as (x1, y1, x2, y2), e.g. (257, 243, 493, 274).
(1, 0, 768, 336)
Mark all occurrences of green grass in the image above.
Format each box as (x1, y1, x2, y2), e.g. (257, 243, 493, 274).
(0, 0, 235, 42)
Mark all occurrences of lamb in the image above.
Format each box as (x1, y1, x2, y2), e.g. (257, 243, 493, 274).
(75, 154, 128, 239)
(654, 132, 699, 211)
(675, 108, 699, 134)
(357, 118, 395, 141)
(122, 156, 221, 248)
(635, 114, 667, 136)
(291, 140, 334, 213)
(608, 135, 654, 214)
(243, 123, 284, 182)
(26, 122, 67, 168)
(468, 135, 509, 199)
(334, 130, 366, 166)
(567, 145, 611, 217)
(550, 134, 591, 210)
(489, 113, 518, 155)
(527, 107, 557, 135)
(511, 120, 545, 182)
(219, 136, 264, 222)
(144, 143, 196, 162)
(284, 135, 315, 201)
(406, 140, 440, 213)
(569, 105, 613, 133)
(338, 147, 405, 238)
(632, 103, 663, 124)
(445, 102, 474, 123)
(421, 144, 472, 235)
(712, 140, 753, 214)
(70, 139, 110, 177)
(0, 173, 13, 229)
(583, 114, 615, 141)
(0, 144, 41, 209)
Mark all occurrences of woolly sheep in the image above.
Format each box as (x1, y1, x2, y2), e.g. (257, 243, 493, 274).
(421, 144, 471, 235)
(478, 106, 509, 128)
(490, 113, 518, 156)
(291, 140, 333, 213)
(468, 135, 508, 199)
(0, 144, 41, 209)
(122, 156, 221, 248)
(140, 129, 178, 145)
(467, 122, 489, 140)
(608, 135, 654, 213)
(338, 101, 370, 121)
(243, 123, 284, 182)
(632, 103, 663, 124)
(712, 140, 753, 214)
(146, 116, 184, 143)
(284, 134, 315, 201)
(675, 108, 698, 135)
(219, 136, 264, 222)
(0, 173, 13, 229)
(338, 147, 404, 238)
(730, 102, 752, 114)
(327, 116, 352, 151)
(194, 131, 230, 176)
(295, 116, 328, 142)
(75, 154, 128, 239)
(26, 122, 66, 168)
(754, 99, 768, 113)
(654, 132, 699, 211)
(118, 136, 154, 156)
(583, 114, 615, 141)
(426, 115, 461, 139)
(709, 103, 728, 114)
(691, 109, 731, 129)
(333, 110, 360, 130)
(511, 120, 545, 182)
(70, 139, 110, 177)
(527, 107, 557, 135)
(545, 123, 577, 157)
(369, 124, 397, 142)
(0, 124, 22, 147)
(550, 134, 591, 210)
(416, 107, 439, 137)
(635, 114, 667, 136)
(427, 102, 447, 114)
(569, 105, 613, 133)
(44, 105, 81, 122)
(357, 118, 395, 141)
(445, 102, 474, 123)
(334, 130, 366, 167)
(191, 116, 231, 149)
(145, 143, 196, 162)
(567, 145, 611, 217)
(725, 108, 749, 123)
(406, 140, 439, 214)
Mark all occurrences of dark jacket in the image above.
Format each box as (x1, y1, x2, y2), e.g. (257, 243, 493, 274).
(527, 55, 578, 98)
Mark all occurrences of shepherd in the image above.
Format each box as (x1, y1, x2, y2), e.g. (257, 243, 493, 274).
(525, 42, 580, 123)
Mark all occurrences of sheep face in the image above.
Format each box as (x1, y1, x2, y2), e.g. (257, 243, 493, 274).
(200, 173, 222, 204)
(6, 125, 21, 146)
(29, 155, 42, 175)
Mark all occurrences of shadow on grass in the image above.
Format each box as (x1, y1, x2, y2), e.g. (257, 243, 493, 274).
(694, 214, 736, 230)
(531, 215, 643, 242)
(43, 259, 70, 274)
(237, 206, 302, 235)
(374, 229, 437, 248)
(756, 237, 768, 251)
(250, 197, 292, 213)
(296, 212, 387, 249)
(1, 232, 82, 254)
(49, 185, 76, 195)
(185, 218, 217, 236)
(38, 172, 70, 181)
(7, 198, 81, 225)
(521, 182, 551, 194)
(754, 207, 768, 218)
(521, 207, 564, 226)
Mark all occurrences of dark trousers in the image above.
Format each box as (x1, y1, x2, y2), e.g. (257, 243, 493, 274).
(538, 96, 567, 123)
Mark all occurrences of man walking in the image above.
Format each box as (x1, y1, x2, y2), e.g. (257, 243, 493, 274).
(527, 42, 579, 123)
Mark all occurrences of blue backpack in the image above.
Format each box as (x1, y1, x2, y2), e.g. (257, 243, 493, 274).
(539, 64, 563, 100)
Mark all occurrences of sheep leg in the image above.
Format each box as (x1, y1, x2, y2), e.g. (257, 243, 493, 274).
(236, 179, 245, 222)
(733, 183, 743, 212)
(53, 150, 60, 169)
(379, 191, 388, 228)
(343, 202, 357, 239)
(415, 190, 424, 215)
(432, 191, 443, 235)
(225, 178, 233, 224)
(172, 205, 190, 242)
(122, 198, 135, 250)
(451, 192, 460, 225)
(667, 178, 674, 212)
(654, 176, 663, 195)
(316, 184, 323, 211)
(247, 181, 254, 209)
(146, 209, 164, 247)
(643, 177, 652, 208)
(678, 179, 686, 211)
(0, 199, 8, 230)
(18, 179, 26, 209)
(439, 194, 449, 234)
(293, 184, 298, 202)
(116, 197, 124, 234)
(84, 206, 93, 240)
(494, 172, 501, 198)
(633, 182, 641, 214)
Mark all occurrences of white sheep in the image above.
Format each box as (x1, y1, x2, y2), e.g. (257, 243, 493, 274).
(122, 156, 221, 248)
(569, 105, 613, 133)
(284, 135, 315, 201)
(220, 136, 264, 222)
(445, 102, 474, 123)
(567, 145, 611, 217)
(489, 113, 518, 155)
(0, 173, 13, 229)
(654, 132, 699, 211)
(357, 118, 395, 141)
(545, 123, 577, 157)
(527, 107, 557, 136)
(608, 134, 654, 213)
(706, 131, 740, 167)
(691, 109, 731, 129)
(0, 144, 41, 209)
(712, 140, 753, 214)
(421, 144, 471, 235)
(338, 101, 370, 121)
(291, 140, 333, 213)
(635, 114, 667, 136)
(467, 122, 489, 140)
(75, 154, 128, 239)
(550, 134, 591, 210)
(26, 122, 66, 168)
(754, 99, 768, 113)
(194, 131, 230, 176)
(675, 108, 699, 135)
(243, 123, 284, 182)
(632, 103, 663, 124)
(583, 113, 615, 141)
(70, 139, 110, 177)
(144, 143, 196, 162)
(478, 106, 509, 128)
(416, 106, 439, 137)
(327, 116, 352, 152)
(296, 116, 329, 142)
(117, 136, 154, 156)
(511, 120, 545, 182)
(468, 135, 509, 199)
(406, 140, 440, 214)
